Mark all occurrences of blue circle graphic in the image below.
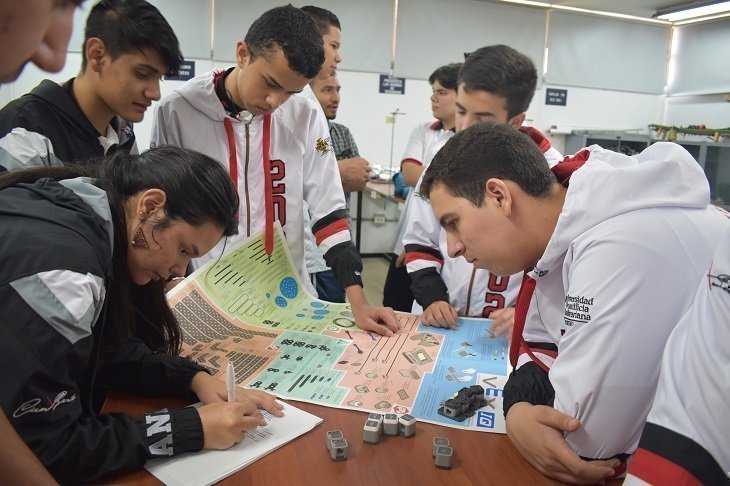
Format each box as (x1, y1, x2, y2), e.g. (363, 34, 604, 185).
(275, 296, 288, 307)
(314, 309, 330, 315)
(311, 301, 325, 308)
(280, 277, 298, 298)
(312, 315, 324, 320)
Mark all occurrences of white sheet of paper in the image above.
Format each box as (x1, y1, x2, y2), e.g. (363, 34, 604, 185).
(145, 401, 322, 486)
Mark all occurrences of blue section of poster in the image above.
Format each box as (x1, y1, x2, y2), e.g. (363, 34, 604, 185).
(410, 317, 508, 428)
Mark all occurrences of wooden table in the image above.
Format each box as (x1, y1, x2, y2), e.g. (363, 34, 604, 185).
(101, 393, 556, 485)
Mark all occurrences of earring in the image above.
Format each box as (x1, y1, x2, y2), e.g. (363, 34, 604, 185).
(131, 212, 149, 248)
(131, 224, 149, 248)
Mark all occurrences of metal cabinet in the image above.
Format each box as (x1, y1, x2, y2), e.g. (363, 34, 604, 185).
(563, 131, 730, 208)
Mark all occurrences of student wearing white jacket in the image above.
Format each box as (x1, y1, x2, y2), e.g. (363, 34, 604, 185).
(151, 6, 398, 336)
(419, 123, 728, 484)
(404, 46, 561, 333)
(626, 227, 730, 485)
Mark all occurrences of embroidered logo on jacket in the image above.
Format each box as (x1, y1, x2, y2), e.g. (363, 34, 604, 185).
(13, 391, 77, 418)
(563, 294, 594, 329)
(315, 137, 332, 156)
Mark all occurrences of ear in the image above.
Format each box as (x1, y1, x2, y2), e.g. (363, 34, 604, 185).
(508, 112, 526, 128)
(84, 37, 107, 73)
(136, 189, 167, 219)
(485, 178, 513, 216)
(235, 41, 251, 68)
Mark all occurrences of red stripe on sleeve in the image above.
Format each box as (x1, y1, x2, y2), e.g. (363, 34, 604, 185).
(405, 251, 443, 265)
(401, 158, 423, 168)
(629, 448, 702, 486)
(315, 219, 349, 246)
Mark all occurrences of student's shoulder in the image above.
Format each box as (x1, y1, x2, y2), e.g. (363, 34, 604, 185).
(328, 120, 349, 132)
(159, 72, 216, 108)
(0, 90, 57, 122)
(408, 120, 437, 136)
(273, 96, 325, 142)
(0, 99, 59, 140)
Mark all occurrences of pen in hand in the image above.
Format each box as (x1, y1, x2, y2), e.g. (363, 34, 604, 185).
(226, 361, 236, 402)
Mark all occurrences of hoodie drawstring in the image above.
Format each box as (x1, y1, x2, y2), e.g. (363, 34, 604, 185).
(262, 113, 273, 254)
(223, 115, 274, 254)
(223, 118, 240, 222)
(509, 272, 538, 368)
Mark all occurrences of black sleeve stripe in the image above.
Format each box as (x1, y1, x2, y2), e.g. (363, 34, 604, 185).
(312, 209, 349, 234)
(523, 341, 559, 352)
(637, 422, 729, 485)
(323, 241, 363, 289)
(502, 361, 555, 418)
(404, 243, 442, 259)
(409, 267, 449, 309)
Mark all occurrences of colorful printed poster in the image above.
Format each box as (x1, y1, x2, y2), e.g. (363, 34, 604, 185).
(168, 226, 510, 432)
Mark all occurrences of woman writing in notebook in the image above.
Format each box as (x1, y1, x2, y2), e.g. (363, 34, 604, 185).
(0, 146, 282, 483)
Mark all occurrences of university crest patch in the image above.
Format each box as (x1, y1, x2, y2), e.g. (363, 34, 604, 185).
(315, 137, 332, 156)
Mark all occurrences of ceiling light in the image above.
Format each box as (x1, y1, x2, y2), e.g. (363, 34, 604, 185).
(654, 1, 730, 21)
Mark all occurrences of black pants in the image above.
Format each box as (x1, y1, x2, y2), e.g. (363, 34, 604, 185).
(382, 254, 414, 311)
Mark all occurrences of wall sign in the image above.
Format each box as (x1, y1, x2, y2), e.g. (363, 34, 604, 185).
(379, 74, 406, 94)
(545, 88, 568, 106)
(165, 60, 196, 81)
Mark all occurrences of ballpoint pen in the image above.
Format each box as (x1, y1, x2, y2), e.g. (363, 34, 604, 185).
(226, 361, 236, 402)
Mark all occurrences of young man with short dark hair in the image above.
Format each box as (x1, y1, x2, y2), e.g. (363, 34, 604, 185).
(382, 62, 462, 313)
(0, 0, 182, 170)
(403, 46, 560, 332)
(299, 5, 371, 303)
(421, 123, 728, 483)
(152, 5, 398, 336)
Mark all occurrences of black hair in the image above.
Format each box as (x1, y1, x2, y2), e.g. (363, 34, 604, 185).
(420, 123, 556, 205)
(0, 146, 239, 355)
(245, 5, 324, 79)
(458, 45, 537, 118)
(301, 5, 341, 34)
(429, 63, 462, 91)
(82, 0, 183, 75)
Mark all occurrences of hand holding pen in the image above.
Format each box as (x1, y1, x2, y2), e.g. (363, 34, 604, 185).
(189, 364, 282, 450)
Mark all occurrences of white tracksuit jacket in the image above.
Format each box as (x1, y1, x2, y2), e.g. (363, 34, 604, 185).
(391, 120, 454, 255)
(151, 71, 356, 291)
(626, 227, 730, 485)
(404, 127, 562, 316)
(507, 142, 728, 462)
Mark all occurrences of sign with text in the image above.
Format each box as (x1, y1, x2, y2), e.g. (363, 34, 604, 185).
(379, 74, 406, 95)
(545, 88, 568, 106)
(165, 60, 196, 81)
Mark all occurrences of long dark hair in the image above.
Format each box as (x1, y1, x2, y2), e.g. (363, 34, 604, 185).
(0, 146, 239, 354)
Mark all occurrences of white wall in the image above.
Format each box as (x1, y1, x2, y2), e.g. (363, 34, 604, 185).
(1, 53, 666, 161)
(663, 94, 730, 129)
(0, 1, 719, 162)
(531, 85, 665, 154)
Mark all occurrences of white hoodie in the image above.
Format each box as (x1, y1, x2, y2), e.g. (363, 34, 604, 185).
(404, 126, 562, 316)
(151, 71, 351, 290)
(516, 142, 728, 460)
(625, 227, 730, 484)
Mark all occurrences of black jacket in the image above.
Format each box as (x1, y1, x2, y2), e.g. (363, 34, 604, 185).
(0, 177, 206, 483)
(0, 78, 135, 170)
